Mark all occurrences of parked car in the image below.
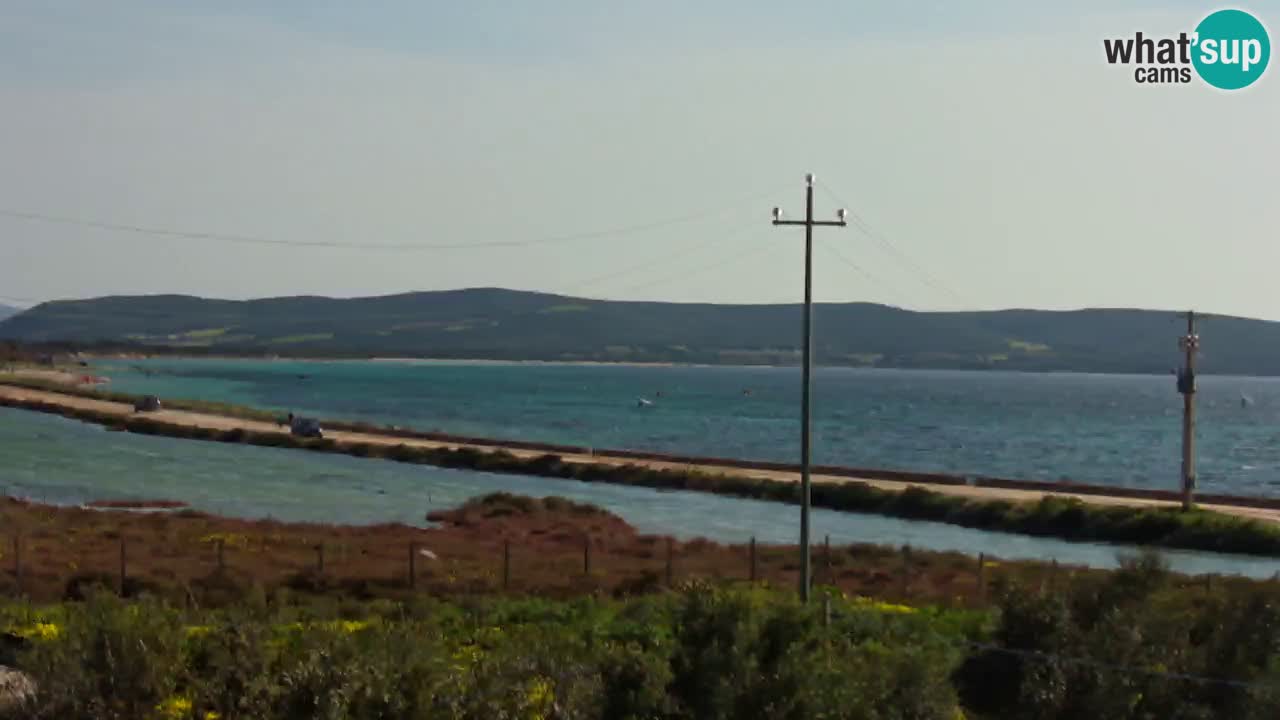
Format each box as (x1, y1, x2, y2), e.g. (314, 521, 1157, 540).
(133, 395, 161, 412)
(290, 417, 323, 439)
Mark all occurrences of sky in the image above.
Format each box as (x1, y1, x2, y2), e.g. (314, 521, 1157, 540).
(0, 1, 1277, 317)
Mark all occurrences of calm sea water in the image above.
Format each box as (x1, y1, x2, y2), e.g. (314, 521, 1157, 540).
(92, 358, 1280, 497)
(2, 406, 1277, 577)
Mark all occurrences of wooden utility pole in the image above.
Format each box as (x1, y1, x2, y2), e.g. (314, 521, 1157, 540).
(772, 174, 848, 603)
(1176, 311, 1199, 510)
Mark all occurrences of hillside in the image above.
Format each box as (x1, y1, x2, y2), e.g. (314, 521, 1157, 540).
(0, 288, 1274, 374)
(0, 303, 18, 322)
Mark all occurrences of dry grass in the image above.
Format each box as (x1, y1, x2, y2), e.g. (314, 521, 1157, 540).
(0, 494, 1075, 608)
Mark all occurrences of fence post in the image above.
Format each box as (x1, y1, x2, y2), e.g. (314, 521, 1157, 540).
(315, 544, 325, 575)
(823, 534, 831, 585)
(823, 594, 832, 628)
(1049, 559, 1059, 593)
(13, 535, 21, 597)
(900, 545, 911, 599)
(1205, 573, 1214, 593)
(503, 540, 511, 591)
(119, 537, 127, 596)
(749, 536, 757, 583)
(665, 538, 674, 587)
(216, 539, 225, 572)
(977, 552, 986, 603)
(409, 542, 416, 589)
(584, 534, 592, 575)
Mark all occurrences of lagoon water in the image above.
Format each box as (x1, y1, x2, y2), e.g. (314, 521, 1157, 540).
(2, 407, 1278, 578)
(93, 358, 1280, 497)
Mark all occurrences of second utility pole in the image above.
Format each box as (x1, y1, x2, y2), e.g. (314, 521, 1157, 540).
(1177, 310, 1199, 510)
(772, 173, 847, 603)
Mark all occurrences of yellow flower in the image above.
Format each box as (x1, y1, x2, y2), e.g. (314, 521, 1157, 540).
(338, 620, 370, 634)
(475, 626, 504, 646)
(522, 676, 555, 720)
(184, 625, 212, 639)
(309, 619, 375, 634)
(11, 622, 61, 641)
(156, 696, 192, 719)
(847, 596, 917, 614)
(450, 644, 483, 672)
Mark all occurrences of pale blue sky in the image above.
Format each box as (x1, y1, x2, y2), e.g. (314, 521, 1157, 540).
(1, 1, 1277, 317)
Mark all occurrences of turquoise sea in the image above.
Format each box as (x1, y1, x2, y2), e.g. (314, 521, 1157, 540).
(3, 406, 1278, 578)
(94, 358, 1280, 497)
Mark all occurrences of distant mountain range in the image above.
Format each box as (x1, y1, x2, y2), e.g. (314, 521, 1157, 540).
(0, 288, 1273, 375)
(0, 304, 19, 322)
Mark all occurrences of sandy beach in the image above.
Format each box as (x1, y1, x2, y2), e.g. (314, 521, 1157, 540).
(4, 378, 1279, 526)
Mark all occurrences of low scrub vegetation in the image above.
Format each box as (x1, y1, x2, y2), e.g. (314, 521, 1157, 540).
(3, 554, 1280, 719)
(1, 585, 973, 720)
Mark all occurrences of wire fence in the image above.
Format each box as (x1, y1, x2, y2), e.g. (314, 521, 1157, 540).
(0, 523, 1256, 611)
(0, 529, 958, 603)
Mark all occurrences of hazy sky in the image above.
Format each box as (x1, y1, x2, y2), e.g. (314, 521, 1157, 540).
(1, 1, 1277, 317)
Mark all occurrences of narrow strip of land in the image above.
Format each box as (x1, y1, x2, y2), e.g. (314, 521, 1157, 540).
(4, 382, 1278, 526)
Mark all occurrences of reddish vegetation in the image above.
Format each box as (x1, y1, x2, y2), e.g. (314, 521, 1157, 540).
(0, 493, 1097, 606)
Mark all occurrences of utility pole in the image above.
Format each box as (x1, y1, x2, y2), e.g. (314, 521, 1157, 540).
(772, 173, 847, 602)
(1176, 311, 1199, 510)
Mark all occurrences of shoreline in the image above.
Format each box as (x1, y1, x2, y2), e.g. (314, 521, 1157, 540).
(24, 350, 1269, 378)
(5, 378, 1280, 558)
(6, 370, 1280, 517)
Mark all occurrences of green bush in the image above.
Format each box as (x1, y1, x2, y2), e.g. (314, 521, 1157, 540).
(956, 550, 1280, 719)
(1, 588, 968, 720)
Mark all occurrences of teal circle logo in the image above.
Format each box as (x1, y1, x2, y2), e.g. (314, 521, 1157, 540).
(1192, 9, 1270, 90)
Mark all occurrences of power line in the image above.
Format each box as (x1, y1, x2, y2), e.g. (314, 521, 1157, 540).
(0, 294, 42, 307)
(0, 223, 772, 309)
(560, 218, 761, 296)
(815, 181, 970, 307)
(612, 228, 778, 296)
(0, 184, 787, 253)
(818, 237, 909, 309)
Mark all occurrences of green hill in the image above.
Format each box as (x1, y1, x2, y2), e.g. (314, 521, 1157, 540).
(0, 288, 1272, 374)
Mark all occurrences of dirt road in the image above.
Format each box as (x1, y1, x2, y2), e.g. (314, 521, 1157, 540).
(3, 382, 1279, 525)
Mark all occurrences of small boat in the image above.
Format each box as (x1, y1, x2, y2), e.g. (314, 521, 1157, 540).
(636, 398, 653, 408)
(1241, 394, 1253, 408)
